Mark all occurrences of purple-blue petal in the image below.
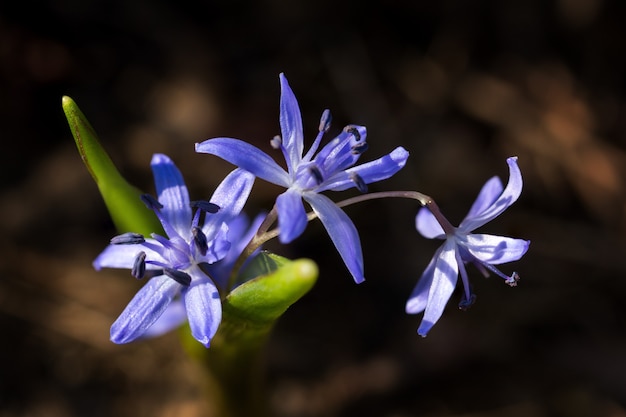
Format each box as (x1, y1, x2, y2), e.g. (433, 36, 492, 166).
(203, 168, 255, 242)
(417, 240, 458, 336)
(464, 234, 530, 265)
(203, 213, 266, 289)
(304, 193, 365, 283)
(459, 157, 523, 232)
(275, 189, 308, 244)
(415, 207, 446, 240)
(463, 176, 503, 220)
(405, 244, 443, 315)
(93, 242, 165, 270)
(182, 266, 222, 347)
(313, 127, 365, 174)
(151, 154, 192, 239)
(279, 73, 304, 172)
(203, 223, 231, 264)
(110, 275, 180, 344)
(318, 147, 409, 192)
(195, 138, 291, 187)
(141, 300, 187, 338)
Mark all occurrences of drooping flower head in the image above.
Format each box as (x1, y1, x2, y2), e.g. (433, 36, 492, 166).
(195, 73, 409, 283)
(93, 153, 255, 346)
(406, 157, 530, 336)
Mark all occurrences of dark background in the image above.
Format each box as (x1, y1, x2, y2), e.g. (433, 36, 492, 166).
(2, 1, 626, 416)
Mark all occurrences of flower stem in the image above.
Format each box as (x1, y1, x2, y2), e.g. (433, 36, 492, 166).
(185, 256, 318, 417)
(334, 190, 432, 208)
(228, 190, 446, 291)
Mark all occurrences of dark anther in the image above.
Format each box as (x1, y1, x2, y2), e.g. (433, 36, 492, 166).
(350, 172, 368, 193)
(351, 142, 369, 155)
(192, 226, 209, 256)
(270, 135, 282, 149)
(111, 232, 145, 245)
(319, 109, 332, 132)
(458, 293, 477, 311)
(164, 268, 192, 286)
(344, 125, 361, 141)
(131, 251, 147, 279)
(140, 194, 163, 210)
(191, 200, 220, 214)
(308, 165, 324, 185)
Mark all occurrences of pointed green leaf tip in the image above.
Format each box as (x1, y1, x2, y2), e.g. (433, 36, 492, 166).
(62, 96, 161, 235)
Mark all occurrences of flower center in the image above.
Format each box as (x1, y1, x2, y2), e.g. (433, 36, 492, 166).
(293, 124, 369, 192)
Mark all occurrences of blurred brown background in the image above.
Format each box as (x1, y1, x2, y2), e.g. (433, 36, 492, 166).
(2, 0, 626, 416)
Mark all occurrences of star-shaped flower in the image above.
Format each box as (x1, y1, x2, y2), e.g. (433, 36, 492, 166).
(195, 73, 409, 283)
(406, 157, 530, 336)
(139, 212, 266, 340)
(93, 153, 255, 346)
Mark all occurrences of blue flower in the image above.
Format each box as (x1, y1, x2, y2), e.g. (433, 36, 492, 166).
(406, 157, 530, 336)
(201, 212, 267, 289)
(93, 153, 255, 347)
(195, 73, 409, 283)
(140, 212, 266, 340)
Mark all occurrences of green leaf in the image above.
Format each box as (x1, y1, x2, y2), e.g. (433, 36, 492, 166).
(62, 96, 161, 235)
(224, 252, 318, 328)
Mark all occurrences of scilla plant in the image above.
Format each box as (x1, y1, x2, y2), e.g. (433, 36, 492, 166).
(63, 73, 529, 417)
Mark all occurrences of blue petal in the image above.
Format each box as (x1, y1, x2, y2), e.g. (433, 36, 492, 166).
(182, 266, 222, 347)
(319, 147, 409, 192)
(110, 275, 180, 344)
(304, 193, 365, 283)
(459, 157, 523, 232)
(203, 213, 266, 289)
(464, 176, 503, 220)
(203, 223, 231, 264)
(279, 73, 304, 173)
(275, 189, 308, 243)
(415, 207, 445, 239)
(93, 242, 165, 270)
(151, 154, 192, 239)
(313, 127, 364, 175)
(465, 234, 530, 264)
(195, 138, 291, 187)
(203, 168, 255, 242)
(405, 244, 443, 315)
(141, 300, 187, 338)
(417, 240, 458, 336)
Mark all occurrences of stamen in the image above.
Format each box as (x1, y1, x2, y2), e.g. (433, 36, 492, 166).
(319, 109, 332, 132)
(505, 272, 520, 287)
(473, 261, 491, 278)
(131, 251, 147, 279)
(344, 125, 361, 141)
(480, 261, 521, 286)
(458, 293, 477, 310)
(270, 135, 282, 149)
(192, 226, 208, 256)
(164, 268, 192, 286)
(309, 165, 324, 185)
(351, 142, 369, 155)
(191, 200, 220, 214)
(111, 232, 145, 245)
(350, 172, 368, 193)
(140, 194, 163, 210)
